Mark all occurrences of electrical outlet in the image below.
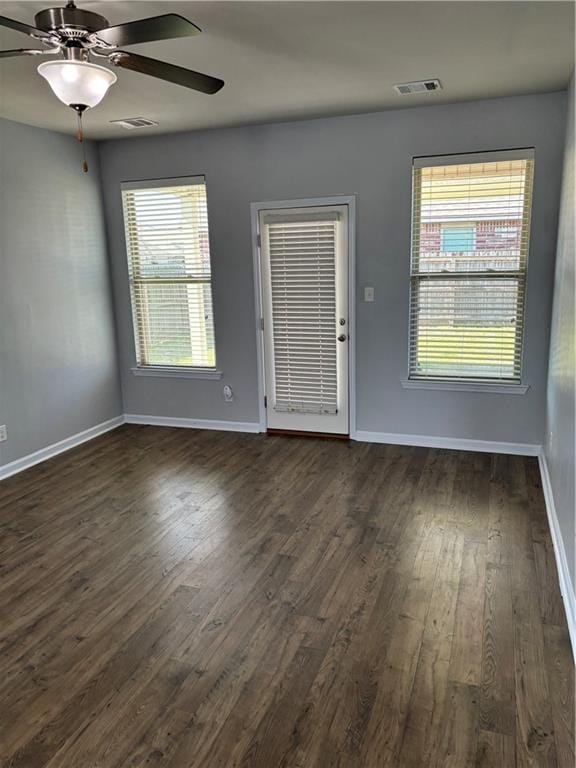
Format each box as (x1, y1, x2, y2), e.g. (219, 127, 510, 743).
(223, 385, 234, 402)
(0, 425, 6, 442)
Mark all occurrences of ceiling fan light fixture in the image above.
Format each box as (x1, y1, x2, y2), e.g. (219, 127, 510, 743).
(38, 60, 117, 109)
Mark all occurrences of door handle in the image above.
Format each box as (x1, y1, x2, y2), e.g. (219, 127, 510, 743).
(338, 334, 347, 342)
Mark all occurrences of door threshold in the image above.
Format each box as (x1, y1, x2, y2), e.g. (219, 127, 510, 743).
(266, 429, 349, 441)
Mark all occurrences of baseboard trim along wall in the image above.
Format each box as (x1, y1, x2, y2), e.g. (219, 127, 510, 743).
(354, 430, 541, 456)
(124, 414, 263, 433)
(538, 454, 576, 662)
(0, 419, 543, 482)
(0, 415, 125, 481)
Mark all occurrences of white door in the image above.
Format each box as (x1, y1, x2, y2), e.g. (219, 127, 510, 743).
(259, 205, 349, 435)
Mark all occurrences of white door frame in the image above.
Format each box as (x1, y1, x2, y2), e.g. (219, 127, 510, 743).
(250, 195, 357, 438)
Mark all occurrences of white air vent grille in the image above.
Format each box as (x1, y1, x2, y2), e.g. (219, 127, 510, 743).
(394, 79, 442, 95)
(110, 117, 159, 130)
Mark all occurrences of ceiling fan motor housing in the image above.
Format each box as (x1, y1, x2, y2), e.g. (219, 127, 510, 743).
(34, 6, 109, 36)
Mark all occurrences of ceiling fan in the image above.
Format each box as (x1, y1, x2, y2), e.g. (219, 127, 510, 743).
(0, 2, 224, 168)
(0, 2, 224, 114)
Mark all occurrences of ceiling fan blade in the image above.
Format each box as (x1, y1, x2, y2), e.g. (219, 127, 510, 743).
(95, 14, 200, 48)
(0, 15, 51, 40)
(0, 48, 46, 58)
(110, 51, 224, 94)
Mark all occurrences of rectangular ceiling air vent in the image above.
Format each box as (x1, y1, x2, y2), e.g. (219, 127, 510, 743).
(394, 79, 442, 95)
(110, 117, 159, 130)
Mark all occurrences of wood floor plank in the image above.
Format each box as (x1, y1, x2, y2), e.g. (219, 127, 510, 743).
(476, 729, 517, 767)
(480, 563, 516, 737)
(542, 624, 576, 768)
(449, 541, 488, 685)
(0, 428, 572, 767)
(514, 595, 559, 766)
(432, 681, 481, 767)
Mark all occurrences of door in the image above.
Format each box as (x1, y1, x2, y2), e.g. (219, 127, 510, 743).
(259, 205, 349, 435)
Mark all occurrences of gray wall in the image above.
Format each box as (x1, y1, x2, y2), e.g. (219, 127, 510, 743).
(545, 75, 575, 592)
(0, 118, 122, 467)
(99, 92, 566, 445)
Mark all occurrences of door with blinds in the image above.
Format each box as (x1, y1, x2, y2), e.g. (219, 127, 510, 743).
(259, 205, 349, 435)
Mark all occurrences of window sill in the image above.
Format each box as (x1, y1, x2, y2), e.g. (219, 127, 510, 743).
(131, 366, 223, 380)
(401, 379, 530, 395)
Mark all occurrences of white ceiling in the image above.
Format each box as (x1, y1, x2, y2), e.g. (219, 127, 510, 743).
(0, 1, 573, 140)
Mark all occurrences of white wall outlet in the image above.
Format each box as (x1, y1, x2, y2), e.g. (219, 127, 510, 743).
(223, 385, 234, 402)
(364, 286, 375, 302)
(0, 425, 6, 442)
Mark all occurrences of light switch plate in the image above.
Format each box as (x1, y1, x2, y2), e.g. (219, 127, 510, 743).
(364, 286, 375, 302)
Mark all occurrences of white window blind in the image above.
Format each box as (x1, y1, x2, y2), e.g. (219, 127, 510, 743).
(264, 212, 339, 414)
(409, 152, 534, 382)
(121, 177, 216, 369)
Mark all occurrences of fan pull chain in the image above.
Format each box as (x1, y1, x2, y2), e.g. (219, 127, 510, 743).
(76, 110, 88, 174)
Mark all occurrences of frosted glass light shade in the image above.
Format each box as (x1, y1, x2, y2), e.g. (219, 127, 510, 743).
(38, 60, 117, 109)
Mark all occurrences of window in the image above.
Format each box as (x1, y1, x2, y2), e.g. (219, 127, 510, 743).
(495, 225, 518, 240)
(441, 225, 476, 253)
(122, 176, 216, 370)
(409, 150, 534, 383)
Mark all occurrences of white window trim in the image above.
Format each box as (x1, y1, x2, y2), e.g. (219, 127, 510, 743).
(401, 379, 529, 394)
(122, 175, 206, 191)
(121, 175, 218, 373)
(131, 366, 222, 380)
(407, 148, 534, 389)
(412, 148, 534, 168)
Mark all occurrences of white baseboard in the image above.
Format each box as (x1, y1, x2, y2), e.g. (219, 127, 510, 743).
(353, 430, 541, 456)
(538, 454, 576, 662)
(0, 414, 259, 481)
(124, 414, 262, 433)
(0, 415, 125, 481)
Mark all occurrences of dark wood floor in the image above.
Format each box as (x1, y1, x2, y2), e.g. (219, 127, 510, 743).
(0, 426, 573, 767)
